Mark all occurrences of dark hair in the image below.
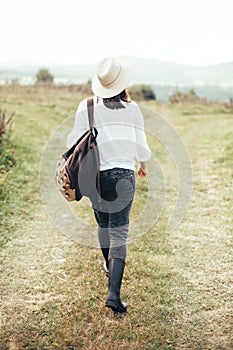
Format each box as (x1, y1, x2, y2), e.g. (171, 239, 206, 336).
(101, 89, 131, 110)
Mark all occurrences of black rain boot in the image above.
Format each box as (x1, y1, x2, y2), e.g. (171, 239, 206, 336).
(101, 247, 109, 276)
(106, 258, 127, 314)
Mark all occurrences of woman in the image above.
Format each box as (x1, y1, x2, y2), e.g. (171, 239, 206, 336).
(67, 57, 151, 314)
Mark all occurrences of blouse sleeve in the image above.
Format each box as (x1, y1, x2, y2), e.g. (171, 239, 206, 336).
(66, 99, 89, 149)
(134, 104, 151, 162)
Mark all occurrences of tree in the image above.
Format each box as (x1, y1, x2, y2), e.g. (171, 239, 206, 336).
(189, 88, 196, 96)
(36, 68, 54, 85)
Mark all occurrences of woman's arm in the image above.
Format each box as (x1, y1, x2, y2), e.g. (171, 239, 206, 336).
(66, 99, 89, 149)
(134, 104, 151, 177)
(137, 161, 148, 178)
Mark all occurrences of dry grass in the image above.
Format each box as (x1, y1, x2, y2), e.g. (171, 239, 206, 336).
(0, 85, 232, 349)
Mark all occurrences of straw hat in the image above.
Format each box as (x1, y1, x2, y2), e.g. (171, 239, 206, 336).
(91, 56, 132, 98)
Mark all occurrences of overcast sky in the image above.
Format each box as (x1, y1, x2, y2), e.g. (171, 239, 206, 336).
(1, 0, 232, 66)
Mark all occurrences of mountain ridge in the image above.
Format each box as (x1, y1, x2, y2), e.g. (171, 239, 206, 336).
(0, 56, 233, 86)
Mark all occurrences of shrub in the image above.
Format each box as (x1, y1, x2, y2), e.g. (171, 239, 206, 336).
(0, 110, 15, 197)
(169, 89, 199, 104)
(129, 84, 156, 101)
(141, 85, 156, 100)
(36, 68, 54, 85)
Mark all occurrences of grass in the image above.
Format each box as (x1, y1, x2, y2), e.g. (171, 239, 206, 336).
(0, 85, 232, 349)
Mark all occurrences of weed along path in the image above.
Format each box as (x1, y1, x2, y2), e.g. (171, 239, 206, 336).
(0, 86, 232, 349)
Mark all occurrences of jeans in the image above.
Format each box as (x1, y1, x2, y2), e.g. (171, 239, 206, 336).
(92, 168, 135, 262)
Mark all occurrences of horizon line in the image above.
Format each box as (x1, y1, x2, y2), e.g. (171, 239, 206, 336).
(0, 56, 233, 68)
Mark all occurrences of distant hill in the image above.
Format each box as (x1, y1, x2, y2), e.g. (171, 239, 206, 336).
(129, 57, 233, 86)
(0, 61, 97, 84)
(0, 57, 233, 101)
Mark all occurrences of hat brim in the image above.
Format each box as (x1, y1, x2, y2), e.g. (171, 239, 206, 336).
(91, 57, 133, 98)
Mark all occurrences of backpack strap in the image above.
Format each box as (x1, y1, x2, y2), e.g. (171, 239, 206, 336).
(87, 96, 101, 201)
(87, 97, 94, 130)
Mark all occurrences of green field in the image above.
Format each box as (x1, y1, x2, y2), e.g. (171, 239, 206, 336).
(0, 85, 232, 350)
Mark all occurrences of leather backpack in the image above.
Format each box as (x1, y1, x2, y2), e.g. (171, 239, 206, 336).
(55, 97, 100, 201)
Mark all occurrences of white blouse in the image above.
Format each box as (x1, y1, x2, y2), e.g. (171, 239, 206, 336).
(67, 96, 151, 171)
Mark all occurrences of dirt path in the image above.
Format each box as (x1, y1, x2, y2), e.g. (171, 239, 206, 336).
(168, 114, 233, 349)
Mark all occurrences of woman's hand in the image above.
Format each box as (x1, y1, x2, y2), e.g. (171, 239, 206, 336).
(137, 162, 147, 178)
